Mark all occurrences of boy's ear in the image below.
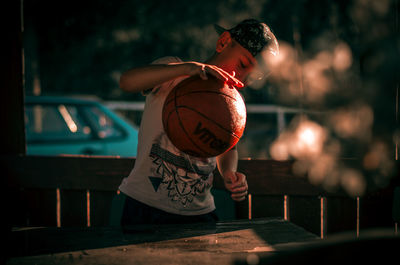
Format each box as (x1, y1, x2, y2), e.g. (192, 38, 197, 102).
(216, 31, 232, 53)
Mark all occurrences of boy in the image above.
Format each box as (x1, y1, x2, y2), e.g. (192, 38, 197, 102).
(119, 19, 279, 225)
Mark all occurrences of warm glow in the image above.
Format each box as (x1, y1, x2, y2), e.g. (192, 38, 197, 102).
(299, 128, 316, 146)
(87, 190, 91, 227)
(265, 42, 292, 68)
(302, 52, 333, 102)
(266, 39, 355, 104)
(307, 153, 338, 188)
(99, 115, 107, 126)
(33, 105, 43, 133)
(248, 193, 252, 220)
(333, 42, 353, 71)
(268, 42, 298, 81)
(270, 118, 327, 161)
(270, 140, 289, 161)
(292, 120, 327, 158)
(341, 169, 366, 197)
(83, 126, 91, 134)
(58, 105, 78, 133)
(284, 195, 289, 221)
(363, 141, 389, 170)
(362, 141, 394, 187)
(330, 104, 373, 139)
(56, 188, 61, 228)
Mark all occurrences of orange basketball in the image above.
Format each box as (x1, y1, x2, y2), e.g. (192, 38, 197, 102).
(162, 75, 247, 158)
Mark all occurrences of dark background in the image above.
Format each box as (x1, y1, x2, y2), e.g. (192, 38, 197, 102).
(23, 0, 398, 105)
(22, 0, 400, 184)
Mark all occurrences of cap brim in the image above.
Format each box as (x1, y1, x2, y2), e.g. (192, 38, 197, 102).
(214, 24, 227, 35)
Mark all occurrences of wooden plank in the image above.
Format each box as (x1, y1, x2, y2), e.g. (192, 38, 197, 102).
(109, 191, 126, 226)
(238, 160, 323, 195)
(211, 188, 236, 221)
(90, 190, 118, 227)
(4, 155, 340, 196)
(8, 188, 30, 227)
(232, 194, 284, 222)
(8, 229, 399, 265)
(326, 196, 357, 235)
(251, 195, 284, 219)
(5, 155, 400, 196)
(27, 189, 57, 227)
(3, 155, 134, 191)
(218, 159, 331, 196)
(235, 196, 251, 220)
(289, 196, 321, 237)
(60, 190, 86, 227)
(359, 195, 394, 230)
(17, 188, 57, 227)
(8, 218, 317, 258)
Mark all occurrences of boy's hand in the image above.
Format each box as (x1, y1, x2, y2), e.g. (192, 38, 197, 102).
(185, 62, 244, 89)
(223, 170, 248, 201)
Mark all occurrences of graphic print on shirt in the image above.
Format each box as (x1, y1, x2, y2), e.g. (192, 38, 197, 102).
(148, 134, 215, 206)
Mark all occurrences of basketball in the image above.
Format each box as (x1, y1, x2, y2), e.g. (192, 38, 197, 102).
(162, 75, 247, 158)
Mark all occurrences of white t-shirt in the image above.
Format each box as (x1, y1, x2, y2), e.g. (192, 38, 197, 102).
(119, 56, 217, 216)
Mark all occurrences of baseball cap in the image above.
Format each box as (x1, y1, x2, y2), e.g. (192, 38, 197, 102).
(214, 19, 279, 58)
(214, 19, 279, 83)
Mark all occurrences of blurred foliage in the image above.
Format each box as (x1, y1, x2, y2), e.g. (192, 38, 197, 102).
(24, 0, 398, 106)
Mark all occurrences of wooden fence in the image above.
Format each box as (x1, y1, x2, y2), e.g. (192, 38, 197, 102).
(3, 155, 398, 238)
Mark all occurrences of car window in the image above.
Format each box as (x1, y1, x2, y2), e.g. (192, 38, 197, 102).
(82, 106, 124, 139)
(25, 104, 92, 142)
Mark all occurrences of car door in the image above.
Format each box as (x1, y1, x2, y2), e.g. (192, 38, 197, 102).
(80, 104, 136, 157)
(25, 103, 107, 156)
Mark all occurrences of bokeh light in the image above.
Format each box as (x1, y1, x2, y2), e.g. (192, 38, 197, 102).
(329, 103, 374, 140)
(270, 117, 327, 161)
(268, 111, 387, 196)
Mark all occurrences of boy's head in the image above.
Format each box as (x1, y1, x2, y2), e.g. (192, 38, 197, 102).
(213, 19, 279, 85)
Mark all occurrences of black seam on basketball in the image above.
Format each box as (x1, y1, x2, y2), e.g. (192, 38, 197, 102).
(176, 105, 241, 139)
(162, 100, 174, 132)
(164, 108, 175, 129)
(173, 88, 213, 157)
(176, 113, 215, 157)
(164, 77, 200, 106)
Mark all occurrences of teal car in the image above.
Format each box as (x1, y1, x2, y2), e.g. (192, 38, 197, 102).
(25, 96, 138, 157)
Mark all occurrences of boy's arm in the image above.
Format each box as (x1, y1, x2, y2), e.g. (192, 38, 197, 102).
(216, 146, 248, 202)
(120, 61, 244, 93)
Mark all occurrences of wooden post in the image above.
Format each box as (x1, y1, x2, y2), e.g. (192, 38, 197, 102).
(284, 195, 290, 221)
(357, 196, 360, 237)
(248, 193, 252, 220)
(320, 196, 327, 239)
(0, 0, 25, 155)
(2, 1, 25, 263)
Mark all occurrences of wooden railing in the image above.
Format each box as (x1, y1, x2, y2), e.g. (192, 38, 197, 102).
(3, 155, 398, 238)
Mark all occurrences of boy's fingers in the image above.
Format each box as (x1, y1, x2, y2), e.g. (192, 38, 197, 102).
(231, 192, 247, 201)
(231, 173, 247, 188)
(199, 65, 208, 80)
(207, 66, 244, 88)
(204, 66, 227, 81)
(231, 185, 248, 193)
